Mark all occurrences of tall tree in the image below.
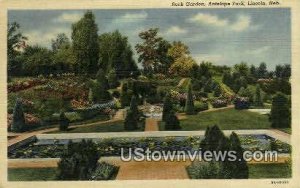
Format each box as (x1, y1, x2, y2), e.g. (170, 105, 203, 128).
(168, 41, 196, 77)
(228, 132, 249, 179)
(21, 45, 54, 76)
(135, 28, 163, 74)
(270, 92, 290, 128)
(185, 84, 195, 115)
(162, 94, 173, 121)
(257, 62, 268, 79)
(72, 11, 99, 75)
(51, 33, 70, 51)
(99, 30, 138, 77)
(124, 110, 138, 130)
(254, 84, 264, 106)
(7, 22, 27, 76)
(156, 40, 172, 74)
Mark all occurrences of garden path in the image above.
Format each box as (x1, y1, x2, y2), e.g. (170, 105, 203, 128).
(8, 109, 125, 147)
(144, 118, 159, 131)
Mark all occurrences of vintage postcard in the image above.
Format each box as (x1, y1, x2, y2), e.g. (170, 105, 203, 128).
(0, 0, 299, 187)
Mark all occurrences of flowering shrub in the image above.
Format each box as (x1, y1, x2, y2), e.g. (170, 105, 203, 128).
(7, 113, 40, 131)
(234, 97, 250, 110)
(8, 78, 47, 93)
(194, 101, 209, 112)
(211, 99, 227, 108)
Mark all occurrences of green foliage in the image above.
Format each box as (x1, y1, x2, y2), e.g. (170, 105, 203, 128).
(275, 64, 291, 80)
(129, 95, 139, 117)
(90, 69, 112, 103)
(185, 84, 195, 115)
(200, 125, 226, 151)
(107, 69, 119, 88)
(165, 110, 181, 130)
(187, 161, 220, 179)
(90, 162, 118, 180)
(162, 94, 173, 121)
(59, 111, 69, 131)
(254, 84, 264, 107)
(7, 22, 27, 77)
(120, 83, 133, 107)
(257, 62, 268, 79)
(72, 11, 99, 74)
(197, 126, 248, 179)
(11, 98, 26, 132)
(270, 92, 290, 128)
(99, 30, 139, 77)
(57, 140, 100, 180)
(194, 101, 208, 112)
(124, 110, 138, 131)
(135, 28, 164, 74)
(21, 45, 55, 76)
(213, 84, 222, 97)
(228, 132, 249, 178)
(51, 33, 70, 52)
(238, 87, 253, 102)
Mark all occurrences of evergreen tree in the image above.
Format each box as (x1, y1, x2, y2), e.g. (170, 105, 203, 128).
(165, 110, 181, 130)
(59, 111, 69, 131)
(162, 94, 173, 121)
(228, 132, 249, 179)
(129, 95, 139, 118)
(57, 140, 99, 180)
(11, 98, 26, 132)
(185, 84, 195, 115)
(124, 110, 138, 131)
(270, 92, 290, 128)
(214, 84, 222, 97)
(92, 69, 111, 103)
(72, 11, 99, 74)
(254, 84, 264, 106)
(107, 69, 119, 88)
(200, 125, 225, 152)
(120, 83, 133, 107)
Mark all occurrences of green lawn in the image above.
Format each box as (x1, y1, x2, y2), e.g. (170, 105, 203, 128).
(48, 120, 144, 133)
(248, 163, 291, 178)
(160, 108, 271, 131)
(8, 168, 57, 181)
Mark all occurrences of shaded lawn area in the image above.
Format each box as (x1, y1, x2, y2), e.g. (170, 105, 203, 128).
(160, 108, 271, 131)
(47, 120, 145, 133)
(8, 168, 57, 181)
(248, 163, 291, 178)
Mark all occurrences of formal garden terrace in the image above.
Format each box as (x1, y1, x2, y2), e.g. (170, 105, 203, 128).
(8, 129, 291, 180)
(7, 10, 291, 181)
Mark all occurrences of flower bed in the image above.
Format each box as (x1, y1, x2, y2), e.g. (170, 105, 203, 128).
(234, 97, 250, 110)
(8, 135, 290, 159)
(211, 99, 227, 108)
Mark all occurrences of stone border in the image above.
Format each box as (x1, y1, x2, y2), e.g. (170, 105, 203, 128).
(35, 129, 290, 144)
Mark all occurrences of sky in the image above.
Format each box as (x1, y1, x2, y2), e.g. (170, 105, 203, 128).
(8, 8, 291, 70)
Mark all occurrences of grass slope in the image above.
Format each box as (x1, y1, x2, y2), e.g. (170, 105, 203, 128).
(48, 120, 144, 133)
(248, 163, 291, 178)
(161, 108, 271, 131)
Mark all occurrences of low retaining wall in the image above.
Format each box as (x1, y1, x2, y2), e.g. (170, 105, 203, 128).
(8, 136, 37, 152)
